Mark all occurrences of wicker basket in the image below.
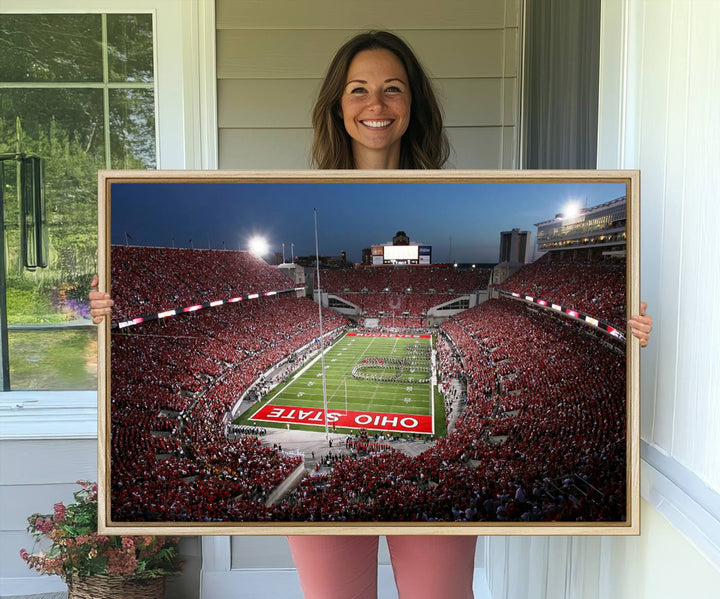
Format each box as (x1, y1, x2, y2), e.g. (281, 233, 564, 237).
(67, 575, 164, 599)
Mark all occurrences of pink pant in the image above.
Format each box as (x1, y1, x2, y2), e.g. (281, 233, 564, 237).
(287, 535, 477, 599)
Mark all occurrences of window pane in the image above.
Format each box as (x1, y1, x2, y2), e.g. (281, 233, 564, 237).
(2, 89, 104, 390)
(107, 14, 155, 82)
(110, 89, 157, 168)
(0, 89, 106, 160)
(0, 14, 102, 82)
(8, 329, 97, 390)
(1, 88, 105, 286)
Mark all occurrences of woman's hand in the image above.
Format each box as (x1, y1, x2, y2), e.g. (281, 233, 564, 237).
(89, 274, 114, 324)
(628, 301, 652, 348)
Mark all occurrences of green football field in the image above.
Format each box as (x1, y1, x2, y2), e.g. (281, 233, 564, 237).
(239, 333, 441, 435)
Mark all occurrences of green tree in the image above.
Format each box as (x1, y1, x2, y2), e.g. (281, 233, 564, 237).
(1, 13, 155, 323)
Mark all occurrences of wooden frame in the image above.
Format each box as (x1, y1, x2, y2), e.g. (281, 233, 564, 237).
(98, 169, 640, 536)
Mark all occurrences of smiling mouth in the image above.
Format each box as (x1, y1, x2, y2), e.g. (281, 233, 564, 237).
(361, 120, 393, 128)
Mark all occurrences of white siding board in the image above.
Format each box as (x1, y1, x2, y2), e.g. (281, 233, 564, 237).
(526, 537, 550, 598)
(0, 483, 84, 530)
(659, 1, 690, 464)
(545, 537, 570, 598)
(0, 440, 96, 485)
(218, 79, 319, 128)
(219, 78, 515, 129)
(439, 79, 505, 127)
(570, 537, 602, 599)
(638, 2, 675, 452)
(217, 30, 508, 80)
(505, 0, 521, 28)
(503, 27, 520, 77)
(219, 126, 513, 173)
(506, 537, 531, 597)
(406, 30, 510, 79)
(216, 0, 509, 30)
(503, 126, 518, 168)
(503, 77, 518, 126)
(219, 128, 313, 169)
(446, 127, 505, 169)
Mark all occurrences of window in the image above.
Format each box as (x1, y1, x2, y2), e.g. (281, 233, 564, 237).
(0, 13, 156, 390)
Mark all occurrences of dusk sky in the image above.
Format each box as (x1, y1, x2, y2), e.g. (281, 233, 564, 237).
(110, 180, 627, 264)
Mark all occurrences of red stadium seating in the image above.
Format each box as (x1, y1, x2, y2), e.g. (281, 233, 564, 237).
(110, 246, 626, 523)
(498, 253, 625, 327)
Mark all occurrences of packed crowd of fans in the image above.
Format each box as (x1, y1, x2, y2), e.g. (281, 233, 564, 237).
(110, 246, 628, 524)
(110, 246, 346, 521)
(110, 246, 295, 321)
(497, 251, 626, 327)
(318, 265, 489, 294)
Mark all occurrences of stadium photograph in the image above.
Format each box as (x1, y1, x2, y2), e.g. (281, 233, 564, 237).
(100, 172, 637, 532)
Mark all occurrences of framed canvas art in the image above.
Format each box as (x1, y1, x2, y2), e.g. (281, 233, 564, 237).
(97, 170, 640, 535)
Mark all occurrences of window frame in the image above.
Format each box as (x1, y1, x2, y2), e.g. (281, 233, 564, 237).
(0, 0, 217, 434)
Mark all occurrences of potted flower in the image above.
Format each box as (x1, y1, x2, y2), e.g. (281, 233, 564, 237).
(20, 481, 182, 599)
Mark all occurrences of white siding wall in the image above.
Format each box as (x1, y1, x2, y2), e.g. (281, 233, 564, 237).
(216, 0, 522, 169)
(0, 433, 97, 595)
(485, 1, 720, 597)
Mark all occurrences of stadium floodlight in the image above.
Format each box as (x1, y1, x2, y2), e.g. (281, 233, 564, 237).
(248, 236, 269, 256)
(561, 201, 581, 220)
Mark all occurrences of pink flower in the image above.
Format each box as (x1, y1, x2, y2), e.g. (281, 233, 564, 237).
(43, 557, 64, 576)
(107, 548, 137, 576)
(19, 548, 29, 562)
(53, 502, 66, 522)
(34, 518, 54, 535)
(121, 537, 135, 549)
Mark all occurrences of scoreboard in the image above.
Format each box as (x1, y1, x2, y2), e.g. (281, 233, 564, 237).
(371, 245, 432, 265)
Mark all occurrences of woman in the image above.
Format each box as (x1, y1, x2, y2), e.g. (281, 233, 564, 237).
(293, 32, 478, 599)
(90, 31, 653, 599)
(310, 30, 447, 170)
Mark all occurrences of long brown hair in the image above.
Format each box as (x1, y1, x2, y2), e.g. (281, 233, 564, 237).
(311, 31, 449, 169)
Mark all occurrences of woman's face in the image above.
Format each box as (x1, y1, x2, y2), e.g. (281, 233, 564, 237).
(340, 48, 411, 167)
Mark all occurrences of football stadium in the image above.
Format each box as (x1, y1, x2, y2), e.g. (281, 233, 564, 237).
(109, 185, 628, 524)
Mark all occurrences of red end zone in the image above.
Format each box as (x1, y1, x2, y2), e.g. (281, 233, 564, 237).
(346, 332, 431, 339)
(251, 404, 433, 434)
